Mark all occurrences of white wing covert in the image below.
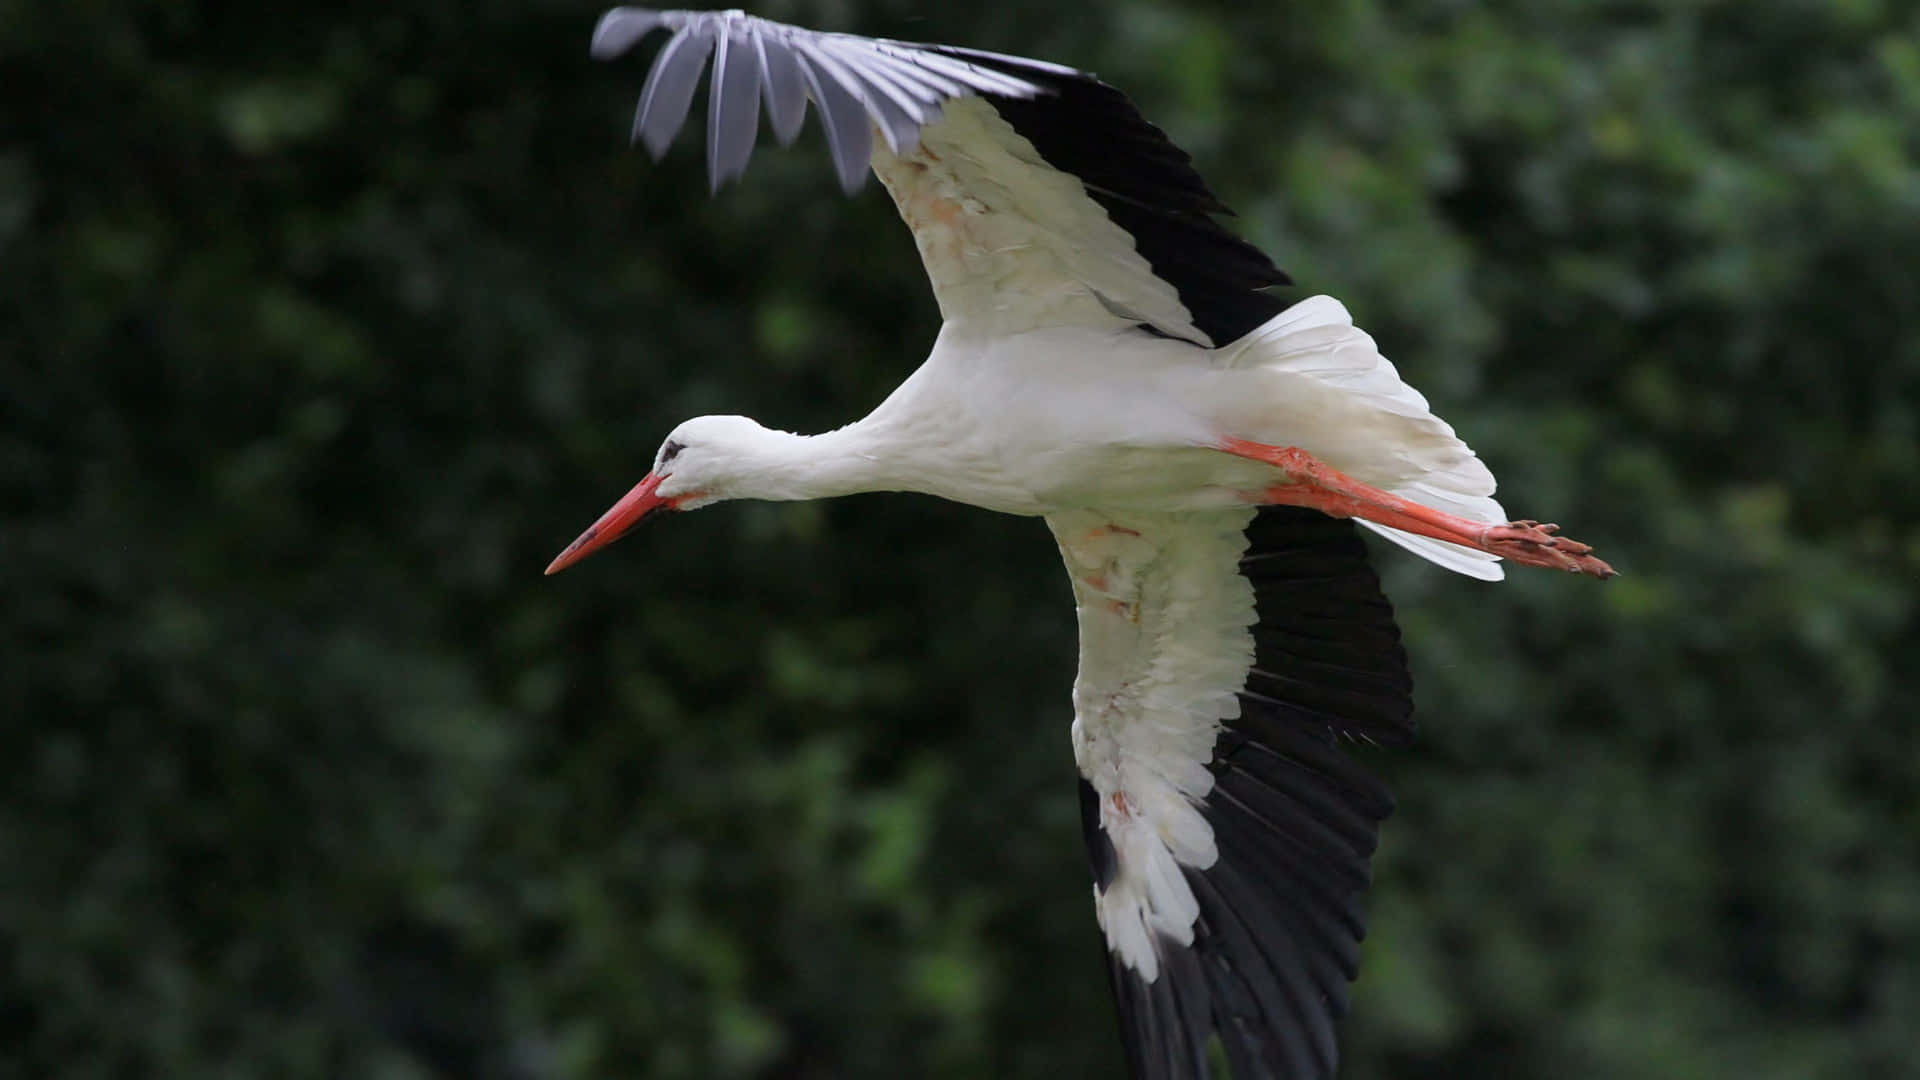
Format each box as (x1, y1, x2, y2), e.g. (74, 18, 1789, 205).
(1050, 506, 1413, 1080)
(592, 8, 1292, 344)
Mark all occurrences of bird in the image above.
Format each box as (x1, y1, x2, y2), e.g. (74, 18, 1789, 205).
(552, 9, 1616, 1078)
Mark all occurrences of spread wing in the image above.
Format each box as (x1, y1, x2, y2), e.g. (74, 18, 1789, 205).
(1049, 506, 1413, 1079)
(591, 8, 1289, 344)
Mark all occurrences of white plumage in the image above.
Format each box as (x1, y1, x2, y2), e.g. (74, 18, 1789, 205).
(553, 10, 1615, 1079)
(1055, 509, 1254, 979)
(1219, 297, 1509, 579)
(872, 96, 1209, 344)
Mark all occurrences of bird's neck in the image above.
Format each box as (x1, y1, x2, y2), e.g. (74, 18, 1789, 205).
(734, 421, 901, 502)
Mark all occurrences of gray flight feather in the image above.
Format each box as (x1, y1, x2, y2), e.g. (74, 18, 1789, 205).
(706, 28, 762, 190)
(632, 25, 715, 157)
(591, 7, 1054, 192)
(790, 42, 873, 193)
(819, 39, 931, 152)
(590, 8, 669, 59)
(754, 34, 808, 145)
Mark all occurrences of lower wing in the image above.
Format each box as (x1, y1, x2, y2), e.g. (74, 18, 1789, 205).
(1048, 505, 1413, 1079)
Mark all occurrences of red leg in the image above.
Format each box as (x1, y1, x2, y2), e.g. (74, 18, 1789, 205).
(1218, 439, 1617, 579)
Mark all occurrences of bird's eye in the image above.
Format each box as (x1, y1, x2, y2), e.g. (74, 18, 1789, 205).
(659, 439, 686, 466)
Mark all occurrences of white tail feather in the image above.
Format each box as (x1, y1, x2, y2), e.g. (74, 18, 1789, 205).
(1357, 522, 1505, 580)
(1226, 296, 1511, 581)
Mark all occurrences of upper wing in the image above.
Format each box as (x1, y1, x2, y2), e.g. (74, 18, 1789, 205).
(591, 8, 1289, 344)
(1049, 505, 1413, 1080)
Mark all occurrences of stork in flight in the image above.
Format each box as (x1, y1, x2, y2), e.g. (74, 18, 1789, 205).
(550, 9, 1615, 1078)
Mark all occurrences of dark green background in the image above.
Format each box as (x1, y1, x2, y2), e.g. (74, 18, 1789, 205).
(7, 1, 1917, 1076)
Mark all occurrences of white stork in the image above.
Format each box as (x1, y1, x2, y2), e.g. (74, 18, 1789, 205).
(552, 9, 1615, 1078)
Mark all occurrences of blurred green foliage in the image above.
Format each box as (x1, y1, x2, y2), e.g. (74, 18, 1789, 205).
(5, 0, 1918, 1077)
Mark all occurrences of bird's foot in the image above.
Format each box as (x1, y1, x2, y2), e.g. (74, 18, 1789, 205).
(1479, 520, 1617, 579)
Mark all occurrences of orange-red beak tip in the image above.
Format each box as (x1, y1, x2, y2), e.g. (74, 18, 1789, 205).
(543, 536, 592, 576)
(543, 472, 670, 578)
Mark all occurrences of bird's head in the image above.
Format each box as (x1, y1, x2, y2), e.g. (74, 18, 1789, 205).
(544, 414, 783, 575)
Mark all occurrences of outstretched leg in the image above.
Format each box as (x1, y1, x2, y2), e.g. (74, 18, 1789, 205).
(1218, 439, 1616, 579)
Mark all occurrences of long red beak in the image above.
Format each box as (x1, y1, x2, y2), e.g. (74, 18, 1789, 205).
(545, 472, 675, 575)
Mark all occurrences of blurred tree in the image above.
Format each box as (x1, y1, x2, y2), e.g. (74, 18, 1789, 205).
(3, 0, 1915, 1077)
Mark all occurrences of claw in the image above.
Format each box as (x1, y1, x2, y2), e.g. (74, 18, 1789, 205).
(1480, 521, 1615, 579)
